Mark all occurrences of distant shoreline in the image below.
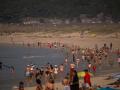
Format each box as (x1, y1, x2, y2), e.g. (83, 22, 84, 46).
(0, 32, 119, 49)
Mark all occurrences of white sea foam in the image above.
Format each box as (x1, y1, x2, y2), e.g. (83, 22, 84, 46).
(23, 55, 45, 59)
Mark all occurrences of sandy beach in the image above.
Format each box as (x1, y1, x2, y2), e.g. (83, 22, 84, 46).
(0, 32, 120, 90)
(0, 32, 120, 48)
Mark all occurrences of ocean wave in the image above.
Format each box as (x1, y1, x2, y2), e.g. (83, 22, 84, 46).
(23, 55, 45, 59)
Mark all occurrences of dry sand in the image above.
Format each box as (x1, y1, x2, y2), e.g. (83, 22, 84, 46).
(0, 32, 120, 48)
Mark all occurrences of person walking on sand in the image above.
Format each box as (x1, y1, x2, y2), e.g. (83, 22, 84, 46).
(84, 69, 92, 87)
(110, 42, 113, 50)
(70, 70, 79, 90)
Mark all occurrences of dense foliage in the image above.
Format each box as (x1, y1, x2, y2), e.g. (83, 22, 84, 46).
(0, 0, 120, 22)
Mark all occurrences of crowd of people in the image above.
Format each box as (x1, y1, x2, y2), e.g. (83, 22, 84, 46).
(20, 41, 120, 90)
(1, 41, 120, 90)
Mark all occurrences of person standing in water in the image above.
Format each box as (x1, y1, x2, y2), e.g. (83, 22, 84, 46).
(36, 79, 43, 90)
(70, 70, 79, 90)
(84, 69, 92, 87)
(0, 61, 2, 70)
(10, 66, 15, 73)
(18, 81, 24, 90)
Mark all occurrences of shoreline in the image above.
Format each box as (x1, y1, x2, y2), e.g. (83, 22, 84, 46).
(1, 32, 120, 90)
(0, 32, 120, 49)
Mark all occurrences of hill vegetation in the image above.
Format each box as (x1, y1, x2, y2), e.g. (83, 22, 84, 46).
(0, 0, 120, 22)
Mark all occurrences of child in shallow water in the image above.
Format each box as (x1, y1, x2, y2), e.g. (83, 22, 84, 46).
(18, 81, 24, 90)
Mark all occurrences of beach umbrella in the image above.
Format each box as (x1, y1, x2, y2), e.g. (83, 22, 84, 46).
(77, 71, 93, 78)
(77, 71, 85, 77)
